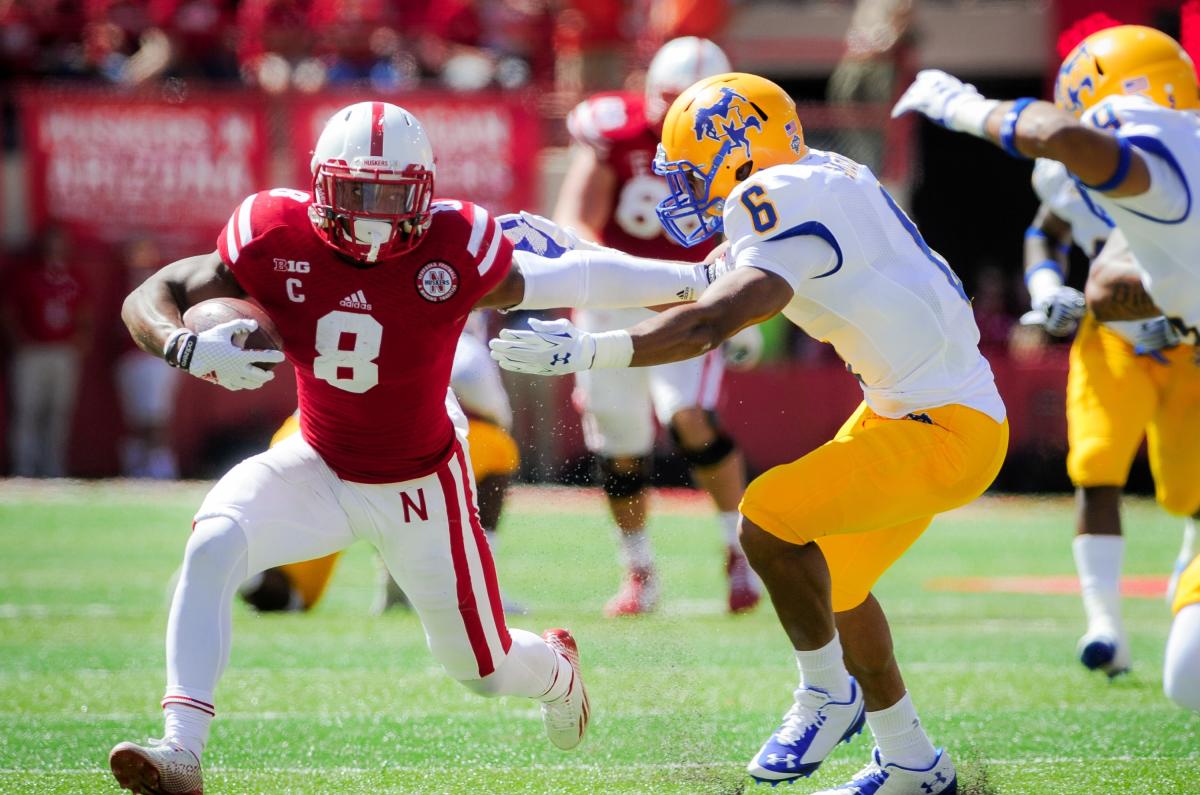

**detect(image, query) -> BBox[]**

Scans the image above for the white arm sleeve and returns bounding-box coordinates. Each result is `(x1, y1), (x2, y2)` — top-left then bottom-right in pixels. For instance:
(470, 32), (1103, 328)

(512, 248), (711, 310)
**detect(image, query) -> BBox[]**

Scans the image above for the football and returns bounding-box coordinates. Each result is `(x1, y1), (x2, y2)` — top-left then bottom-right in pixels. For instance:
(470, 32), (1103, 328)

(182, 297), (284, 370)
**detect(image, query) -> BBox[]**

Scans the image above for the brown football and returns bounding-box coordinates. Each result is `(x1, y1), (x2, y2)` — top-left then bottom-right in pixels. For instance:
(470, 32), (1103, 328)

(182, 297), (284, 370)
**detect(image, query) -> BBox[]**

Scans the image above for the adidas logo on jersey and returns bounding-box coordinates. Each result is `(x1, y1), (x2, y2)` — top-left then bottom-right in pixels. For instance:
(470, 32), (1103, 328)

(339, 290), (372, 311)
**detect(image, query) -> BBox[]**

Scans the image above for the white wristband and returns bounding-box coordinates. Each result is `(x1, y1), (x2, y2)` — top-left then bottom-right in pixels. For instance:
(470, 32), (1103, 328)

(1026, 267), (1064, 306)
(948, 98), (1001, 137)
(590, 330), (634, 369)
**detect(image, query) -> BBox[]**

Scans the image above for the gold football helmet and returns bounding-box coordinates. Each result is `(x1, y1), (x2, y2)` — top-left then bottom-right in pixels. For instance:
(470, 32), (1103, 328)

(653, 72), (805, 246)
(1055, 25), (1198, 117)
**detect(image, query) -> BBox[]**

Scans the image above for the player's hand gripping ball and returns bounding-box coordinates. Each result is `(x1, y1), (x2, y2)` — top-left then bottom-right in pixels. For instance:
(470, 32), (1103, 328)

(176, 298), (286, 390)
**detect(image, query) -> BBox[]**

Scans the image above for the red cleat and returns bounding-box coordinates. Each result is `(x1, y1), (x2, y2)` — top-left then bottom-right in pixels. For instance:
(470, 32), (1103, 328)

(604, 566), (659, 616)
(727, 546), (762, 614)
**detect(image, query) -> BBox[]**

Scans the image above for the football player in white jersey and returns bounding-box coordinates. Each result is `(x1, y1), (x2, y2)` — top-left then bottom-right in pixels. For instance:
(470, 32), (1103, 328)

(492, 73), (1007, 794)
(1024, 159), (1200, 678)
(555, 36), (763, 616)
(894, 24), (1200, 712)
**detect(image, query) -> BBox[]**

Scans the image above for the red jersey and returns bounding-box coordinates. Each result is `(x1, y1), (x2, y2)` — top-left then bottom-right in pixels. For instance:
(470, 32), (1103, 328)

(566, 91), (716, 262)
(10, 262), (86, 343)
(217, 188), (512, 483)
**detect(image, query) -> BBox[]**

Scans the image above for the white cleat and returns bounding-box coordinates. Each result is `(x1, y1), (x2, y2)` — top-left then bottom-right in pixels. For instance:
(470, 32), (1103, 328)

(109, 738), (203, 794)
(1076, 630), (1131, 678)
(747, 679), (866, 783)
(813, 747), (957, 794)
(540, 628), (590, 750)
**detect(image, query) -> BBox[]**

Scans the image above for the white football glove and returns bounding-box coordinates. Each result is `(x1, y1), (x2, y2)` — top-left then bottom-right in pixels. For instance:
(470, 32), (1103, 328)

(489, 317), (631, 376)
(166, 319), (285, 391)
(497, 211), (604, 258)
(721, 324), (764, 370)
(1133, 316), (1181, 363)
(1020, 286), (1087, 337)
(891, 69), (1000, 136)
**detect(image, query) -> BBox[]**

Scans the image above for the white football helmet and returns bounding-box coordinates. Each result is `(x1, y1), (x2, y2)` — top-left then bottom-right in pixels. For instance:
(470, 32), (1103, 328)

(309, 101), (435, 263)
(644, 37), (732, 125)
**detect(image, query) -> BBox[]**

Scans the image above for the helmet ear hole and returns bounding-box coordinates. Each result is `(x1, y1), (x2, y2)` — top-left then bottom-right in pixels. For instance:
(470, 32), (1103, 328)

(735, 161), (755, 181)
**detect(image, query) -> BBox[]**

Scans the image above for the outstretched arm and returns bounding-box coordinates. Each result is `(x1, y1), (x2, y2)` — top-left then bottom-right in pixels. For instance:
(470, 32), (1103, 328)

(892, 71), (1151, 197)
(488, 266), (792, 375)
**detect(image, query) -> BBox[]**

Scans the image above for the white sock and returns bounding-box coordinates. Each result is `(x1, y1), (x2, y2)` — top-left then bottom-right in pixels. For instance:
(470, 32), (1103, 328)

(1073, 534), (1124, 637)
(718, 511), (740, 547)
(1178, 518), (1196, 568)
(464, 628), (573, 702)
(162, 697), (213, 758)
(795, 633), (851, 701)
(868, 691), (937, 769)
(615, 528), (654, 570)
(1163, 604), (1200, 711)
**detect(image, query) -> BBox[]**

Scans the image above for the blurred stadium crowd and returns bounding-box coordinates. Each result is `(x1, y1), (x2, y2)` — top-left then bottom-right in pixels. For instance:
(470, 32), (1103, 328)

(0, 0), (1193, 480)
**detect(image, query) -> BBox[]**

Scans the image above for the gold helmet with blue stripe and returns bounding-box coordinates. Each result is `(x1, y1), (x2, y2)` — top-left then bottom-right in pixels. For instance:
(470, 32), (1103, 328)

(653, 72), (805, 247)
(1055, 25), (1199, 117)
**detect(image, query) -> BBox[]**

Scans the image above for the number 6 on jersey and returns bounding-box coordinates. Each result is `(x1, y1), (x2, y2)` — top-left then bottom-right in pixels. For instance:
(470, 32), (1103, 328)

(314, 310), (383, 393)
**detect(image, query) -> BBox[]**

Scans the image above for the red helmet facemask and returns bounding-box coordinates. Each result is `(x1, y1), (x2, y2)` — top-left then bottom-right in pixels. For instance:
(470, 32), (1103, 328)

(310, 160), (434, 263)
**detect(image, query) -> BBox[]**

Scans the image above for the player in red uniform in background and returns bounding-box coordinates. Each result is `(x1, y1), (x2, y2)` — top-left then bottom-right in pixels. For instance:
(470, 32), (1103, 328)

(108, 102), (592, 795)
(554, 37), (762, 616)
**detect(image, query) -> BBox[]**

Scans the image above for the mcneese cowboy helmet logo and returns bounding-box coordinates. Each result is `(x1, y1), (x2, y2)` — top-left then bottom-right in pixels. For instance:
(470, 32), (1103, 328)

(693, 87), (763, 157)
(416, 261), (459, 302)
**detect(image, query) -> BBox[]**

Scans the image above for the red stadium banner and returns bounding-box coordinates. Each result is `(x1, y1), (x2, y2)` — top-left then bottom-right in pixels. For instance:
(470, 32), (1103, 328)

(288, 93), (540, 214)
(18, 87), (270, 250)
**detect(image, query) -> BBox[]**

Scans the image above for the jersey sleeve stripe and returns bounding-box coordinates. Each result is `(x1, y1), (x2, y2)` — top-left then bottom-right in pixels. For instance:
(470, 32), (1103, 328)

(466, 204), (489, 256)
(224, 216), (241, 264)
(477, 224), (503, 276)
(236, 194), (255, 248)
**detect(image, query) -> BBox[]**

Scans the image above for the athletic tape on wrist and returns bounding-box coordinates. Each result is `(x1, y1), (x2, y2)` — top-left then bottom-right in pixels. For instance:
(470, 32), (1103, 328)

(164, 329), (196, 369)
(1024, 259), (1064, 286)
(1000, 98), (1037, 159)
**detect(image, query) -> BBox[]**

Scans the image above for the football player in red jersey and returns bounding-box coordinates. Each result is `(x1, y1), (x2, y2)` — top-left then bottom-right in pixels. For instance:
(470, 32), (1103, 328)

(108, 102), (613, 795)
(554, 37), (762, 616)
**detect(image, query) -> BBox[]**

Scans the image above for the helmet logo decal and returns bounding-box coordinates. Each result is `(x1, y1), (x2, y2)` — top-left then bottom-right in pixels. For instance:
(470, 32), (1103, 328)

(785, 120), (802, 154)
(692, 87), (763, 157)
(1056, 45), (1096, 113)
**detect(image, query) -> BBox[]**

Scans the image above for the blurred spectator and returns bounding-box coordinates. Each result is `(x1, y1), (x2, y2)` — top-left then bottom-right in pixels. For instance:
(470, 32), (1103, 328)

(145, 0), (240, 82)
(237, 0), (323, 92)
(827, 0), (914, 172)
(4, 228), (90, 477)
(115, 238), (180, 479)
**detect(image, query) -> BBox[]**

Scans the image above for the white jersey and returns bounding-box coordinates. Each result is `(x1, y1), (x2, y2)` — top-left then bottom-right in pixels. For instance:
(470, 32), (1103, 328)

(1030, 158), (1144, 344)
(451, 316), (513, 430)
(1080, 97), (1200, 342)
(724, 150), (1005, 422)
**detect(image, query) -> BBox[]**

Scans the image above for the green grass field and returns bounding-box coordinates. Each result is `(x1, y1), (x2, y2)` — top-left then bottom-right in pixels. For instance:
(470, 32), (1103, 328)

(1, 482), (1197, 794)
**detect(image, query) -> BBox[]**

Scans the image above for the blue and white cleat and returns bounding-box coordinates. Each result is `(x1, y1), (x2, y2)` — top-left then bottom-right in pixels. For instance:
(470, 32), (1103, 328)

(812, 747), (957, 795)
(747, 678), (866, 785)
(1076, 630), (1130, 678)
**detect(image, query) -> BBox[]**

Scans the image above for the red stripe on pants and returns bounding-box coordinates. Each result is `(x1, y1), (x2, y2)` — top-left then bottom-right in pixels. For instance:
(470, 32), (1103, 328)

(454, 440), (511, 655)
(437, 459), (495, 677)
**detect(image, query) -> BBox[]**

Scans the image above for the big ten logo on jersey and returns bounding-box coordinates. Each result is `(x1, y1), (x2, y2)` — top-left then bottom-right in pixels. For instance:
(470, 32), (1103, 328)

(275, 259), (310, 303)
(616, 150), (672, 240)
(416, 261), (459, 302)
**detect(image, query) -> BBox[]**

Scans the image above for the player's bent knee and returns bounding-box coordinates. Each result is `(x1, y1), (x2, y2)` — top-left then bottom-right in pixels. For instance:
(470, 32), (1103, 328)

(740, 516), (798, 568)
(457, 671), (507, 698)
(596, 455), (650, 499)
(185, 516), (249, 579)
(1155, 485), (1200, 519)
(670, 411), (736, 469)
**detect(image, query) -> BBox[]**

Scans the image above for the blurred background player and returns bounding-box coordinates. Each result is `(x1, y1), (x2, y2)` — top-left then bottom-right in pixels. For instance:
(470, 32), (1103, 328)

(1023, 159), (1200, 678)
(554, 35), (762, 616)
(116, 237), (181, 479)
(239, 312), (524, 615)
(4, 227), (90, 478)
